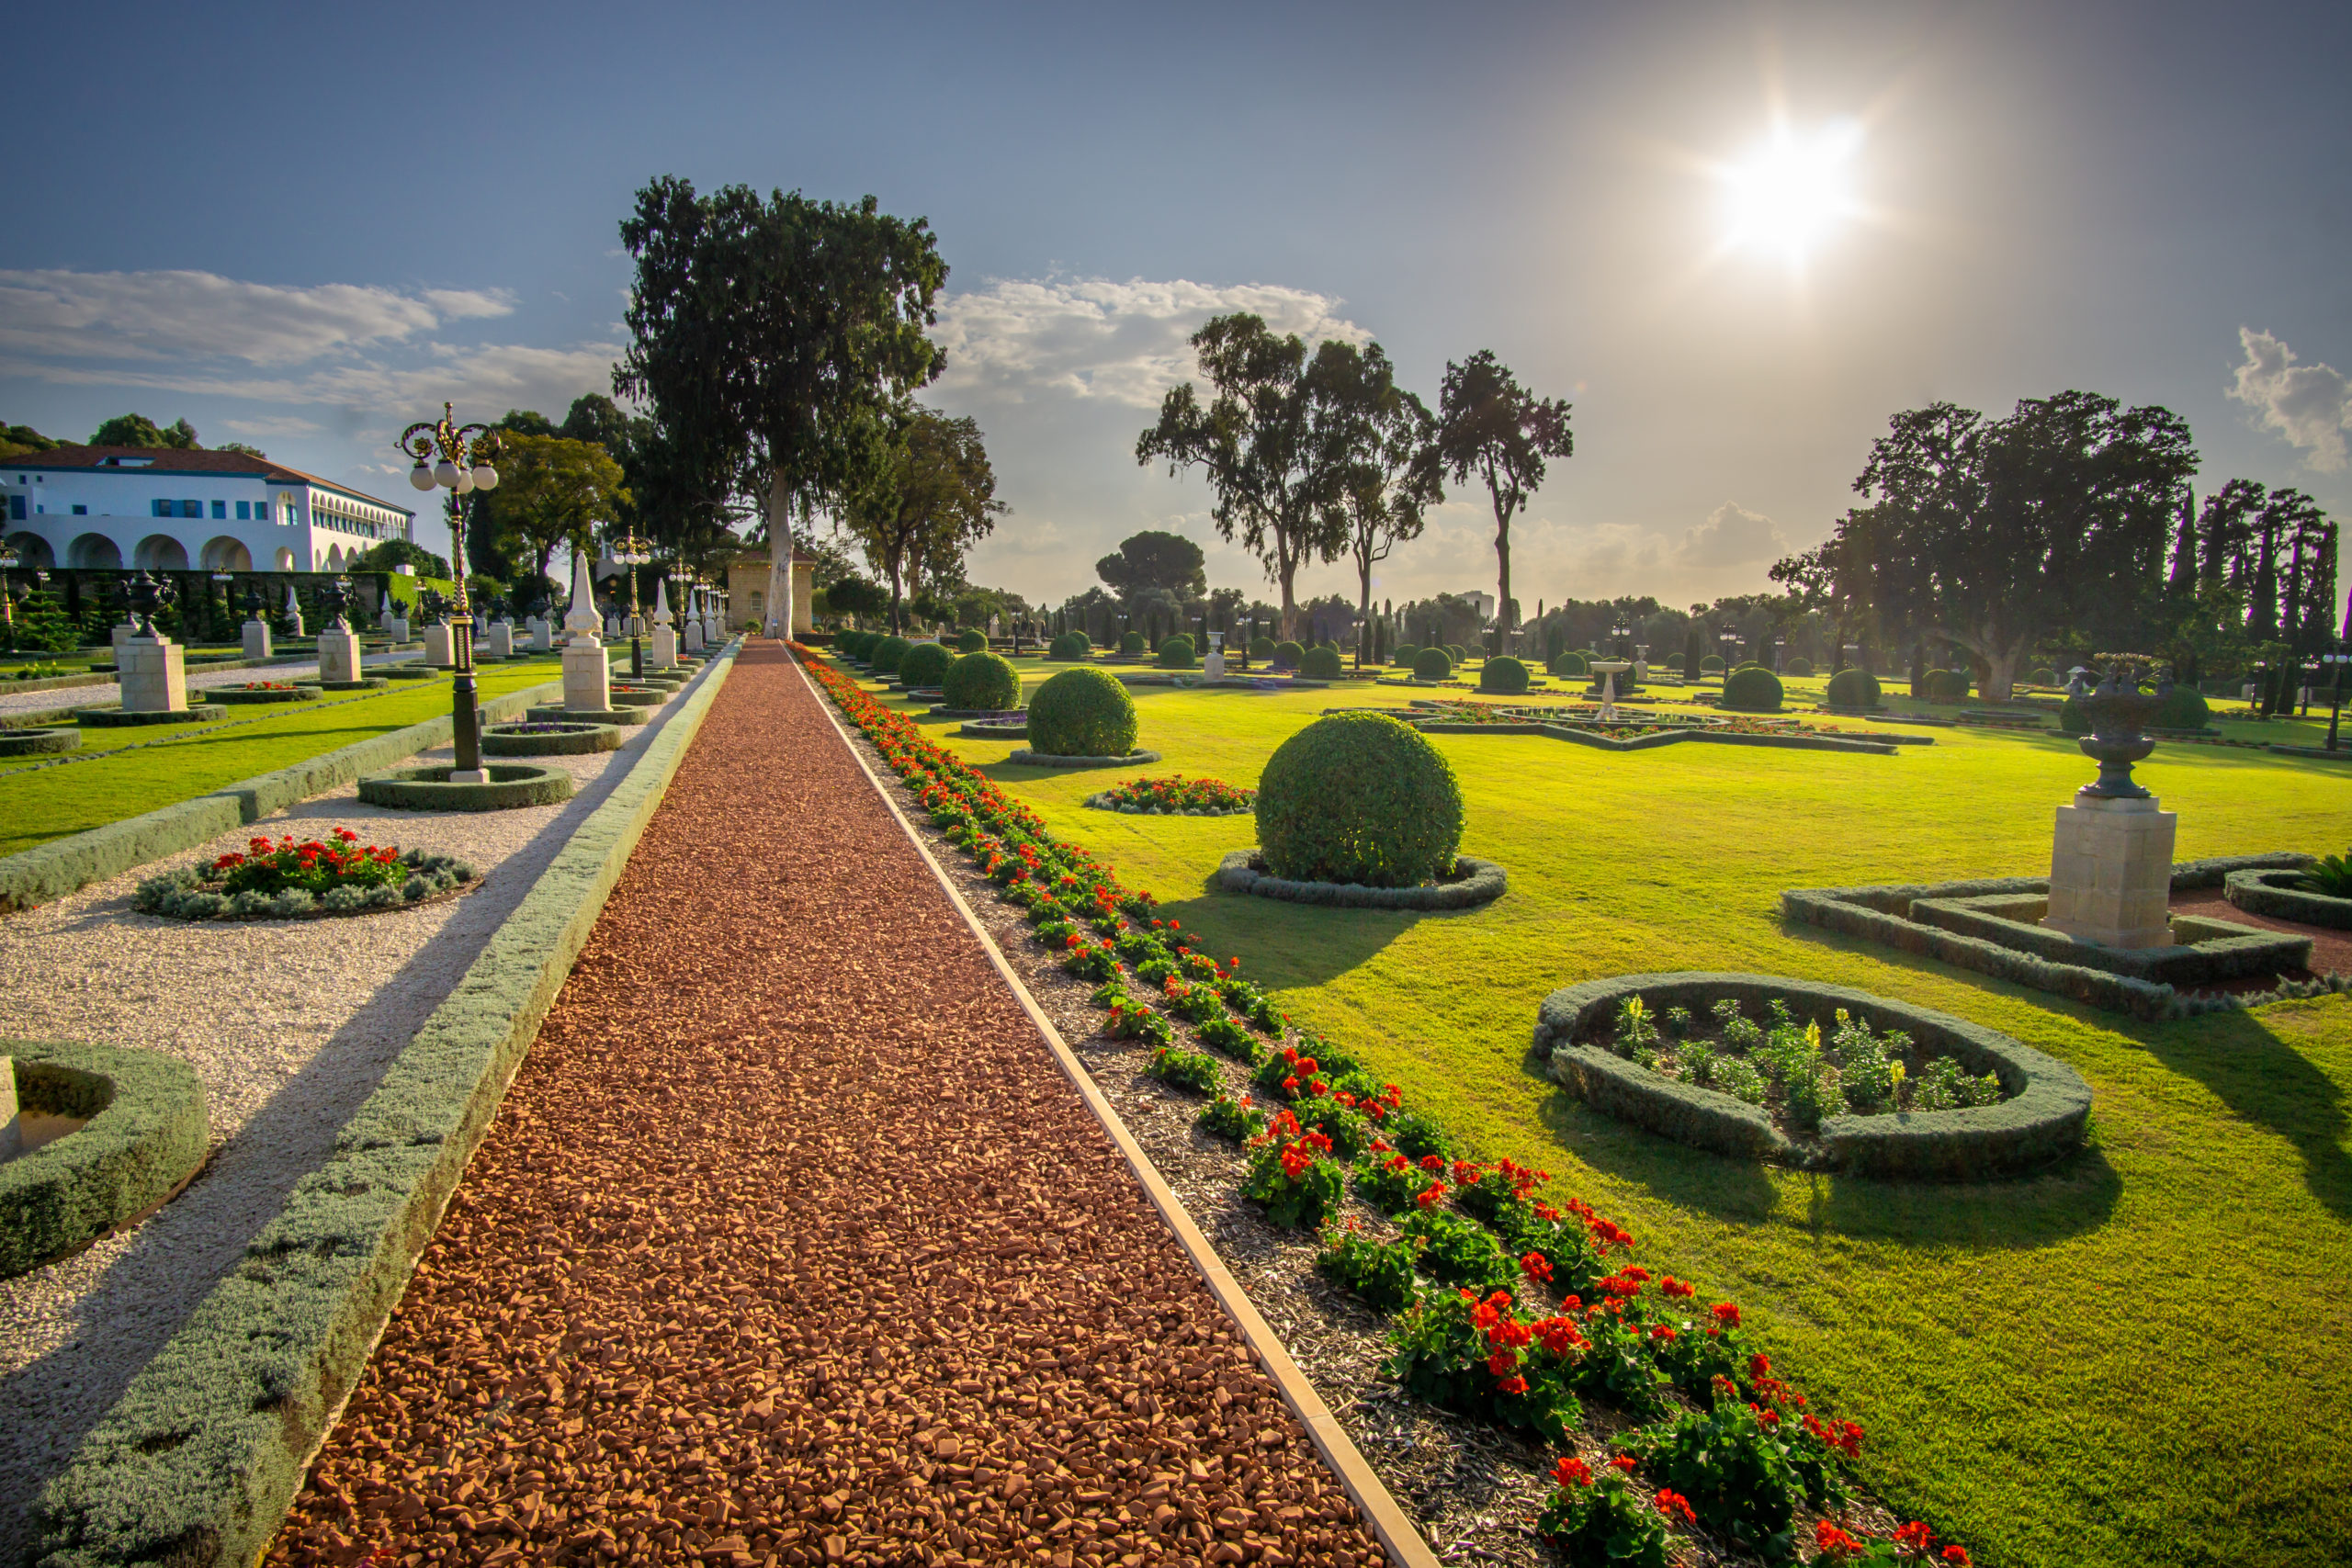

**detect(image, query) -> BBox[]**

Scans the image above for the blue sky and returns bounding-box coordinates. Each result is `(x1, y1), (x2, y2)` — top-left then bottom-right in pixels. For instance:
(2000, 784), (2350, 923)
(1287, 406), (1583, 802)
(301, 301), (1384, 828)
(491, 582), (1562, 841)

(3, 0), (2347, 612)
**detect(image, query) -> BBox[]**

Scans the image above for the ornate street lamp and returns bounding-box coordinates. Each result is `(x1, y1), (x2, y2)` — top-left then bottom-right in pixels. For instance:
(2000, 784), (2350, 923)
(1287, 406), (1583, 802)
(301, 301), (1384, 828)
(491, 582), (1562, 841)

(2324, 649), (2348, 752)
(606, 527), (652, 678)
(0, 541), (17, 637)
(1718, 622), (1741, 671)
(396, 404), (501, 776)
(1773, 634), (1787, 674)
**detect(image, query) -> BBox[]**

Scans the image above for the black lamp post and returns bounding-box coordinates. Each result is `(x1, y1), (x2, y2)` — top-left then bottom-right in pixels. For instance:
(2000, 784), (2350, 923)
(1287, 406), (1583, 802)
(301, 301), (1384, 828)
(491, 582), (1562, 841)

(2251, 659), (2268, 719)
(1773, 635), (1786, 673)
(397, 404), (502, 777)
(0, 542), (17, 638)
(2324, 650), (2348, 751)
(1611, 618), (1632, 660)
(1718, 623), (1740, 673)
(607, 526), (651, 679)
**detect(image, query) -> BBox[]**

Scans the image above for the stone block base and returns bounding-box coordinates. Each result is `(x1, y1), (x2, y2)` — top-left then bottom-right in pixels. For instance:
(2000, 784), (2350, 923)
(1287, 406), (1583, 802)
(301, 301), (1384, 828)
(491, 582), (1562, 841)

(562, 638), (612, 714)
(650, 627), (678, 669)
(241, 620), (273, 660)
(2043, 795), (2177, 949)
(424, 624), (455, 668)
(483, 622), (514, 657)
(119, 636), (187, 714)
(317, 628), (365, 685)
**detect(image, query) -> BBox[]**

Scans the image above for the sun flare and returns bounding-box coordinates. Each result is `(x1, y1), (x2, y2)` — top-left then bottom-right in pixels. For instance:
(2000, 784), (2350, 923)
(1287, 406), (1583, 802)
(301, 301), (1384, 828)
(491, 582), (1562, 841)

(1720, 120), (1862, 265)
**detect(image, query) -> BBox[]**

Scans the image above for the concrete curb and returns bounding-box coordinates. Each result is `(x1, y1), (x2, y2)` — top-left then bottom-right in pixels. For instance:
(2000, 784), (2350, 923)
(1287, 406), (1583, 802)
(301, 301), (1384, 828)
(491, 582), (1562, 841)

(0, 681), (562, 912)
(797, 654), (1442, 1568)
(28, 641), (742, 1568)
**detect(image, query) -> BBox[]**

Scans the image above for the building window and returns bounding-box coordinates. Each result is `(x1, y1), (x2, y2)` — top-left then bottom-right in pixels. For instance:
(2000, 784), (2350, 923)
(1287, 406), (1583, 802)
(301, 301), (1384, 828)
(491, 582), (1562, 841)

(7, 495), (22, 521)
(153, 499), (173, 517)
(211, 500), (227, 519)
(179, 499), (201, 518)
(73, 503), (86, 515)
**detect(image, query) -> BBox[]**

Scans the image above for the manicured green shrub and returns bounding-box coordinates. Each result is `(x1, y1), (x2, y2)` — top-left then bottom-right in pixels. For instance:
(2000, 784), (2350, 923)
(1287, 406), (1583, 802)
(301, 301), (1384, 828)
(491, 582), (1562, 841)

(1273, 639), (1305, 669)
(1393, 643), (1419, 667)
(868, 635), (910, 674)
(2153, 685), (2211, 729)
(1413, 647), (1453, 682)
(943, 651), (1020, 711)
(897, 641), (955, 688)
(1117, 630), (1147, 656)
(1550, 650), (1588, 677)
(1720, 666), (1783, 712)
(1256, 711), (1465, 887)
(1784, 656), (1812, 677)
(1301, 645), (1344, 679)
(839, 629), (872, 659)
(1480, 656), (1530, 694)
(2031, 667), (2057, 686)
(1156, 633), (1197, 670)
(956, 627), (987, 653)
(1047, 630), (1091, 660)
(1700, 654), (1724, 672)
(1665, 653), (1684, 671)
(2058, 696), (2089, 734)
(1249, 636), (1277, 661)
(1928, 668), (1971, 702)
(1824, 668), (1882, 709)
(1444, 643), (1467, 665)
(1028, 666), (1138, 757)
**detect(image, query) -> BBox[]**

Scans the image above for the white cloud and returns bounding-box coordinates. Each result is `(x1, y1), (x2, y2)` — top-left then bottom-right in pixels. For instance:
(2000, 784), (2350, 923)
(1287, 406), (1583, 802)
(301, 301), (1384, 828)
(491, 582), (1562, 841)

(2229, 326), (2352, 471)
(220, 413), (323, 437)
(7, 340), (624, 422)
(0, 268), (515, 367)
(1673, 501), (1790, 570)
(930, 276), (1370, 408)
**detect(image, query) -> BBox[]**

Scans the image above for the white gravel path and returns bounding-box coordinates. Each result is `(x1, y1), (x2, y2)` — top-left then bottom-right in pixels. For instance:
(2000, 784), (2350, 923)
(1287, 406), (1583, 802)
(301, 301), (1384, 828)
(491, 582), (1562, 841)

(0, 681), (699, 1545)
(0, 649), (431, 720)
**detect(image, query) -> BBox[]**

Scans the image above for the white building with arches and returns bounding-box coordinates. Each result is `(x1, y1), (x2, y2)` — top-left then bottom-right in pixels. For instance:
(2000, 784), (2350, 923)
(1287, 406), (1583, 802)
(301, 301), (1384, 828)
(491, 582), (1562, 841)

(2, 446), (415, 575)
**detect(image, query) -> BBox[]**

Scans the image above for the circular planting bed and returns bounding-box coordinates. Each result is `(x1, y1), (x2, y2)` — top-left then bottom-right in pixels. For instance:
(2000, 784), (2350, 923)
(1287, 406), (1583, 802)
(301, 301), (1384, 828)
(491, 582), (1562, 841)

(306, 677), (391, 692)
(2225, 867), (2352, 931)
(378, 666), (443, 681)
(526, 703), (648, 726)
(357, 763), (574, 812)
(1216, 848), (1506, 909)
(481, 720), (623, 756)
(1, 1040), (209, 1279)
(608, 687), (666, 707)
(133, 829), (482, 919)
(210, 683), (319, 705)
(1008, 747), (1161, 769)
(0, 727), (80, 757)
(1085, 775), (1256, 816)
(1534, 972), (2091, 1177)
(77, 705), (228, 727)
(958, 717), (1029, 739)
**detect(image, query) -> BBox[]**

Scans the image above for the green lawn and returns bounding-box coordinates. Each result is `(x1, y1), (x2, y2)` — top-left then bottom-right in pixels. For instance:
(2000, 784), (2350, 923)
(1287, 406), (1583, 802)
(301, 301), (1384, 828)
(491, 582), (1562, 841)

(865, 655), (2352, 1568)
(0, 658), (573, 857)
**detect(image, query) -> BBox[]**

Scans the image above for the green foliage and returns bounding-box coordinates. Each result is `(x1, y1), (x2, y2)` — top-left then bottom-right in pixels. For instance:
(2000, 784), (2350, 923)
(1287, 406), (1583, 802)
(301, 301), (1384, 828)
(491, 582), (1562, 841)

(942, 650), (1020, 711)
(1413, 647), (1453, 682)
(1145, 1042), (1222, 1093)
(1393, 643), (1420, 667)
(2032, 667), (2058, 686)
(1156, 633), (1198, 669)
(1383, 1286), (1584, 1446)
(1196, 1090), (1267, 1142)
(868, 635), (911, 674)
(896, 641), (955, 688)
(956, 627), (988, 653)
(1047, 630), (1091, 661)
(1383, 1109), (1451, 1163)
(1700, 654), (1725, 672)
(2301, 851), (2352, 898)
(1535, 1461), (1671, 1568)
(1300, 645), (1343, 679)
(1551, 650), (1589, 677)
(1117, 629), (1147, 655)
(1029, 666), (1138, 757)
(1928, 668), (1972, 701)
(91, 412), (198, 448)
(1445, 643), (1468, 664)
(1241, 1134), (1345, 1229)
(1402, 1208), (1516, 1292)
(1255, 712), (1465, 887)
(2153, 685), (2211, 729)
(1908, 1055), (2005, 1111)
(1480, 656), (1531, 694)
(1196, 1013), (1265, 1065)
(1273, 639), (1306, 668)
(1623, 1401), (1801, 1554)
(1316, 1226), (1421, 1314)
(1784, 656), (1813, 677)
(1248, 636), (1277, 660)
(6, 589), (81, 653)
(1824, 668), (1882, 708)
(1720, 666), (1784, 713)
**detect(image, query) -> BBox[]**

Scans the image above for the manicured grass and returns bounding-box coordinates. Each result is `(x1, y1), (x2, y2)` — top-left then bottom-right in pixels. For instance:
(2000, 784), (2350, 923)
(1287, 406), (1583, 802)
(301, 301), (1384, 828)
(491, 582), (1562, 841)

(863, 658), (2352, 1568)
(0, 660), (573, 858)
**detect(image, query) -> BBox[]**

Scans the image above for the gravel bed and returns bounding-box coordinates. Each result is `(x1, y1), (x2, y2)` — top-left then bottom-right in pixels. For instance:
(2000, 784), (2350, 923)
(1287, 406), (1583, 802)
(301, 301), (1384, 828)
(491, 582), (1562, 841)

(0, 703), (687, 1555)
(0, 649), (426, 720)
(268, 645), (1389, 1568)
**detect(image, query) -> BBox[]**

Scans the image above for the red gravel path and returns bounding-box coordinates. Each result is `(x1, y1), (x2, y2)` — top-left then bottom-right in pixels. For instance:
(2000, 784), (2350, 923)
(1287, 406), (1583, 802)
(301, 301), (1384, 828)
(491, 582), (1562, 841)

(267, 642), (1387, 1568)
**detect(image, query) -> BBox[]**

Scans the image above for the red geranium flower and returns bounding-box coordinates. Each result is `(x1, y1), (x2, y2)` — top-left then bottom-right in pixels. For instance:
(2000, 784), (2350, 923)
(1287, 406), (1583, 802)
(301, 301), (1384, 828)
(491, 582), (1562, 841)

(1653, 1488), (1697, 1527)
(1550, 1455), (1591, 1489)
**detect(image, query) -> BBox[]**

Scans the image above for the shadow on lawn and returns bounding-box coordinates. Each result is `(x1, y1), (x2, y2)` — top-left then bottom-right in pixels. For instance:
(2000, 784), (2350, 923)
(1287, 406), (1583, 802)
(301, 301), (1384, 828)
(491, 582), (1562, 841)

(1147, 879), (1462, 991)
(2133, 1007), (2352, 1219)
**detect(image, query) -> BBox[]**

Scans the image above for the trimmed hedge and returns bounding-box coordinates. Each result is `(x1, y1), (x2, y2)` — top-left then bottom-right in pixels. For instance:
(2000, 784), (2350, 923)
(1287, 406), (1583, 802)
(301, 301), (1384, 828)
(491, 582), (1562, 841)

(943, 651), (1021, 712)
(1008, 746), (1160, 768)
(1699, 655), (1724, 672)
(1027, 666), (1138, 758)
(956, 627), (988, 653)
(1784, 656), (1813, 677)
(1444, 644), (1467, 665)
(1157, 634), (1198, 670)
(1824, 668), (1882, 709)
(2154, 685), (2211, 730)
(1248, 637), (1277, 661)
(356, 763), (574, 812)
(1047, 630), (1091, 661)
(1549, 651), (1588, 677)
(1479, 656), (1530, 694)
(1255, 711), (1465, 888)
(1909, 893), (2307, 984)
(209, 686), (317, 705)
(0, 727), (81, 757)
(1300, 645), (1343, 680)
(2226, 867), (2352, 931)
(1117, 630), (1147, 656)
(1927, 668), (1971, 702)
(78, 705), (227, 728)
(2, 1040), (209, 1279)
(1392, 643), (1420, 668)
(1412, 647), (1453, 682)
(897, 641), (955, 689)
(481, 722), (621, 756)
(1272, 639), (1305, 669)
(867, 635), (911, 674)
(1216, 849), (1506, 910)
(1720, 666), (1783, 712)
(1533, 973), (2094, 1178)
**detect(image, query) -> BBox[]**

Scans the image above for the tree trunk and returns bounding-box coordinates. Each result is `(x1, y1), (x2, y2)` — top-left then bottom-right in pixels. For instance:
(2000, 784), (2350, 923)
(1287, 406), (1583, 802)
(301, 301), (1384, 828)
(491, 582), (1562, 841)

(1356, 560), (1374, 671)
(1493, 495), (1514, 640)
(1940, 624), (2037, 702)
(763, 471), (793, 639)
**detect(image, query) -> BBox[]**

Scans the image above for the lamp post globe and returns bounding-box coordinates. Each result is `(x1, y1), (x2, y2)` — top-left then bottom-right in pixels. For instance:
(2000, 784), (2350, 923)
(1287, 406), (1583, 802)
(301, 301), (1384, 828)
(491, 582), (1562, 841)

(396, 401), (503, 780)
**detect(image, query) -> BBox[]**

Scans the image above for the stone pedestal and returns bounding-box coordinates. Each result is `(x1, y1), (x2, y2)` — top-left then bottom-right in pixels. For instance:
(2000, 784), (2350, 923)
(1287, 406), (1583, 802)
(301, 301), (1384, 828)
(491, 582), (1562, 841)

(484, 620), (514, 658)
(423, 624), (455, 668)
(704, 614), (720, 644)
(382, 616), (410, 642)
(242, 619), (273, 660)
(684, 619), (707, 653)
(2042, 795), (2177, 950)
(563, 637), (612, 714)
(119, 634), (187, 714)
(650, 626), (678, 669)
(1205, 651), (1227, 679)
(527, 616), (554, 652)
(317, 626), (364, 684)
(110, 622), (136, 656)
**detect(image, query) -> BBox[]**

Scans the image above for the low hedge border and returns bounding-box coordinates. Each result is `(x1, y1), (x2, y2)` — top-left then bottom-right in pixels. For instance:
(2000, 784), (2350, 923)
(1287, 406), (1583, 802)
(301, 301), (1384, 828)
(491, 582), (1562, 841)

(0, 681), (562, 914)
(1533, 972), (2094, 1178)
(1410, 720), (1902, 756)
(1909, 893), (2308, 984)
(960, 719), (1028, 739)
(2, 1040), (210, 1280)
(2267, 743), (2352, 761)
(480, 723), (622, 757)
(1007, 747), (1162, 768)
(607, 688), (666, 707)
(929, 706), (1027, 719)
(302, 678), (391, 693)
(2225, 867), (2352, 931)
(76, 705), (229, 728)
(0, 728), (81, 758)
(208, 687), (318, 705)
(1086, 795), (1250, 817)
(1215, 848), (1508, 910)
(31, 640), (741, 1568)
(525, 704), (650, 727)
(1781, 853), (2321, 1020)
(356, 763), (574, 812)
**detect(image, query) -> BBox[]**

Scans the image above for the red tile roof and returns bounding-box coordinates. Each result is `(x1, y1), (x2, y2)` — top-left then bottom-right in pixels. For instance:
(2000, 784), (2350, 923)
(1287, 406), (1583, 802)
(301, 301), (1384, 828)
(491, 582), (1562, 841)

(6, 446), (413, 514)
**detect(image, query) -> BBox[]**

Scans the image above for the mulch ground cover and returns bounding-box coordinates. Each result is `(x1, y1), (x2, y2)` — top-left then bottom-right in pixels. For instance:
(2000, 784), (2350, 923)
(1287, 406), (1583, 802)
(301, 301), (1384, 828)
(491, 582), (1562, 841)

(266, 642), (1389, 1568)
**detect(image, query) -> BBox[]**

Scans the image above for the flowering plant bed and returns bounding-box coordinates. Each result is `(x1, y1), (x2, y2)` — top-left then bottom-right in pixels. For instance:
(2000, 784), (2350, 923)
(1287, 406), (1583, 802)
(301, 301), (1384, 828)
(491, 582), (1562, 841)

(1084, 773), (1256, 815)
(132, 828), (479, 920)
(481, 719), (623, 756)
(211, 681), (318, 705)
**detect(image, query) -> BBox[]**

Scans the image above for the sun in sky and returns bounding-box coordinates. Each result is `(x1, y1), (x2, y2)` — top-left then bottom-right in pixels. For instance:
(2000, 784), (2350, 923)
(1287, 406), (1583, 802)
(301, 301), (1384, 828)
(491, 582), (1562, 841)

(1718, 118), (1864, 267)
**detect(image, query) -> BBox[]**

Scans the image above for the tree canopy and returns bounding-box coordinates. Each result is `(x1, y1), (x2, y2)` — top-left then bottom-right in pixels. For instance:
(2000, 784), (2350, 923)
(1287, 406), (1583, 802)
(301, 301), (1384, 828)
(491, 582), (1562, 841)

(1317, 341), (1437, 665)
(491, 434), (633, 587)
(89, 413), (200, 448)
(1419, 351), (1573, 637)
(845, 408), (1008, 631)
(1095, 530), (1207, 602)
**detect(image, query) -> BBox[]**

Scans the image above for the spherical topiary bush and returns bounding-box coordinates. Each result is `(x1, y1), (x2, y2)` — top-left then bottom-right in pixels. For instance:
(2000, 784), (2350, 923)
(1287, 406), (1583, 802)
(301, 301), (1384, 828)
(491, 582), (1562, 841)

(2059, 696), (2089, 735)
(898, 641), (955, 688)
(2154, 684), (2212, 729)
(1700, 654), (1725, 673)
(956, 627), (988, 653)
(1157, 633), (1197, 670)
(944, 651), (1021, 711)
(1665, 653), (1684, 671)
(1480, 656), (1530, 694)
(869, 635), (910, 674)
(1272, 639), (1305, 669)
(1393, 643), (1420, 667)
(1301, 645), (1344, 680)
(1825, 668), (1883, 709)
(1117, 630), (1147, 656)
(1256, 712), (1466, 889)
(1028, 667), (1138, 757)
(1445, 644), (1468, 666)
(2031, 667), (2057, 687)
(1549, 650), (1588, 678)
(1413, 647), (1453, 682)
(838, 629), (869, 659)
(1784, 656), (1813, 677)
(1928, 668), (1971, 702)
(1048, 630), (1091, 661)
(1721, 665), (1784, 712)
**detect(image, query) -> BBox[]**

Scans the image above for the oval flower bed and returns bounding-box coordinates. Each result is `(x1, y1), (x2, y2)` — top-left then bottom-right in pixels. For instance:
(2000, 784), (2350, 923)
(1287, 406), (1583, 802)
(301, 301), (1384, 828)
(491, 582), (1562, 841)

(1083, 773), (1256, 816)
(481, 719), (623, 757)
(211, 680), (319, 705)
(1535, 973), (2091, 1177)
(132, 828), (479, 920)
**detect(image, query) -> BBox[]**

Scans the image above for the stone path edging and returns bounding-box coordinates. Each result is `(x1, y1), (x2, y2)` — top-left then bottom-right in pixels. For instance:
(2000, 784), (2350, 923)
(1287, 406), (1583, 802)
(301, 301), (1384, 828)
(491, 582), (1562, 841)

(795, 655), (1442, 1568)
(28, 641), (741, 1568)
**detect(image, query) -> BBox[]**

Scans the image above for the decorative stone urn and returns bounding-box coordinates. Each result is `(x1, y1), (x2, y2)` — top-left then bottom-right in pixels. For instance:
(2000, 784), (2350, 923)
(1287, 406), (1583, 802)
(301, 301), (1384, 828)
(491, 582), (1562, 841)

(2075, 660), (2165, 800)
(2044, 656), (2175, 949)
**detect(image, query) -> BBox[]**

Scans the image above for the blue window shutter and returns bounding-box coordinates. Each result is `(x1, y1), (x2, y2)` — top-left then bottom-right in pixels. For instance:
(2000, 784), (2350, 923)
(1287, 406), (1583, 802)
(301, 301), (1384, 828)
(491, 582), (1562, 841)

(8, 495), (23, 521)
(181, 499), (200, 518)
(74, 503), (86, 515)
(212, 500), (226, 519)
(153, 498), (169, 517)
